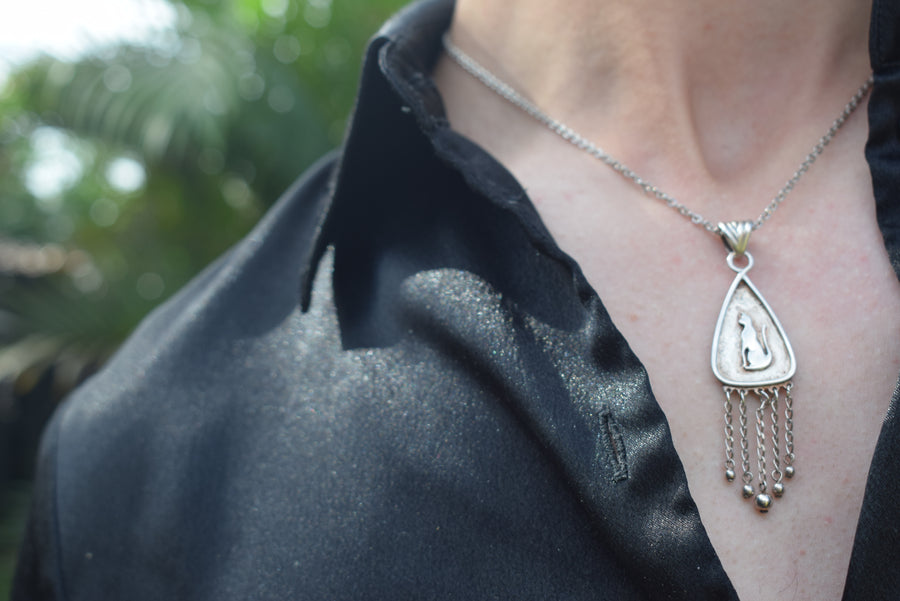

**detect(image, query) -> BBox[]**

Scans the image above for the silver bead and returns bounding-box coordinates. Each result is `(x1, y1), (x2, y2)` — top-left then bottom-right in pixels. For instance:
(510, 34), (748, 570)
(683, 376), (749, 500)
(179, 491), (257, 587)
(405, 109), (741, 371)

(784, 465), (795, 479)
(773, 482), (785, 497)
(742, 484), (754, 498)
(755, 493), (772, 513)
(725, 469), (736, 482)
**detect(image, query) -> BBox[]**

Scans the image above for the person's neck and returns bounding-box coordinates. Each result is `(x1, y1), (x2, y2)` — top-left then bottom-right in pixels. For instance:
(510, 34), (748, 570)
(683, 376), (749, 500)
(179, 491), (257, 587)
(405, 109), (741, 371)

(447, 0), (872, 188)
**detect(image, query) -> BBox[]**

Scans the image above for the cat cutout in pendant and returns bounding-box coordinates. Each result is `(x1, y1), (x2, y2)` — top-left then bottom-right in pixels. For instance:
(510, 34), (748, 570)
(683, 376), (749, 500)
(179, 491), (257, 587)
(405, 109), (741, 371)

(737, 312), (772, 370)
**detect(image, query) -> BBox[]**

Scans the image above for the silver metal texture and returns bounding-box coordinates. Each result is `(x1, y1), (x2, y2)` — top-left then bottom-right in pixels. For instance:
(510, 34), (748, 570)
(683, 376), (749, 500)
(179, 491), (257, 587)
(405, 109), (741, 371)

(723, 388), (736, 479)
(442, 34), (873, 236)
(739, 391), (752, 487)
(771, 389), (783, 484)
(725, 385), (793, 506)
(719, 221), (754, 256)
(784, 384), (795, 476)
(755, 493), (773, 513)
(755, 394), (769, 494)
(711, 252), (796, 387)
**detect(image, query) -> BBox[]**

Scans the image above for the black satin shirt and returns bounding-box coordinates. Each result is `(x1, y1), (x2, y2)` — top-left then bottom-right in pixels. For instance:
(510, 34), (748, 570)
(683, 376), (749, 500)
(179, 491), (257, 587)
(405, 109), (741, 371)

(13, 0), (900, 599)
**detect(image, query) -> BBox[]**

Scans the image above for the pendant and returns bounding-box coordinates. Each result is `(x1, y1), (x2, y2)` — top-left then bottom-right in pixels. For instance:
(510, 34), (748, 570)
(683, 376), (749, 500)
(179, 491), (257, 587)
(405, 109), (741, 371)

(712, 221), (796, 513)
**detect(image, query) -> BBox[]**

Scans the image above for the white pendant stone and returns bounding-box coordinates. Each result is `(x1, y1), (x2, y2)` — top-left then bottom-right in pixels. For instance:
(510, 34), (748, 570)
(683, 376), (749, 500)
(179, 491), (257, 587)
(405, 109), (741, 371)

(711, 268), (796, 387)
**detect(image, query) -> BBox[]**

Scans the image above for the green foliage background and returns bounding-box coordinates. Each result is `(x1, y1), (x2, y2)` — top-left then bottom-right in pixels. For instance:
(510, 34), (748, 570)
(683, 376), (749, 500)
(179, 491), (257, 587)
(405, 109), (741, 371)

(0, 0), (409, 594)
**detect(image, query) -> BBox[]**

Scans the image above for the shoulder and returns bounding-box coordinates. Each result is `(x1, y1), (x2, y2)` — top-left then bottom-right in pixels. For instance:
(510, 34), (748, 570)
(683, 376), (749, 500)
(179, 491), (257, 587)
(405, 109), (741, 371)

(56, 148), (341, 462)
(19, 152), (348, 598)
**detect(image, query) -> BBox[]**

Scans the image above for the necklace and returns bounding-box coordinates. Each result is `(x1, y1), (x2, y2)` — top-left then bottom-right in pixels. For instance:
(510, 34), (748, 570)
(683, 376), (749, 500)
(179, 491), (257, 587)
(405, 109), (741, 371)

(442, 34), (874, 513)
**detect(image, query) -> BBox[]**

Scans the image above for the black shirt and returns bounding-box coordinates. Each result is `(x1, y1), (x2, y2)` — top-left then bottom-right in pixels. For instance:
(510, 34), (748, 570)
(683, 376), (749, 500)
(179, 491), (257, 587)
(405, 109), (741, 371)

(13, 0), (900, 599)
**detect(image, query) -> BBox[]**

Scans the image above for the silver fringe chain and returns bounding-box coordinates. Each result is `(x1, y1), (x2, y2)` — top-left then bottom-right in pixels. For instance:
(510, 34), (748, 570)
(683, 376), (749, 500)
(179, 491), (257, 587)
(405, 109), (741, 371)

(723, 385), (793, 512)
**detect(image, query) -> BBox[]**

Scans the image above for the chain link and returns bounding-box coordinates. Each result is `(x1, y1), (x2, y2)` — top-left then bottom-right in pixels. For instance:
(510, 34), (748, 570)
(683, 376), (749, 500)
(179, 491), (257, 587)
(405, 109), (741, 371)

(755, 390), (769, 493)
(443, 34), (873, 236)
(739, 390), (752, 486)
(784, 383), (795, 467)
(724, 388), (735, 472)
(770, 388), (782, 482)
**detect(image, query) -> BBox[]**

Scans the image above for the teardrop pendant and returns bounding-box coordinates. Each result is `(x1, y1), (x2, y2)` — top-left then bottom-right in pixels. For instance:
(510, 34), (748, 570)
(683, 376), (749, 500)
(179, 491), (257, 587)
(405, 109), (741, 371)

(713, 222), (796, 512)
(711, 252), (796, 387)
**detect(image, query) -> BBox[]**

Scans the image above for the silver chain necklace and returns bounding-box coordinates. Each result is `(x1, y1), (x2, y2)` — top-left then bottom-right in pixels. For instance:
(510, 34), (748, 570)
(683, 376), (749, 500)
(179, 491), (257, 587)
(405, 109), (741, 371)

(443, 34), (873, 513)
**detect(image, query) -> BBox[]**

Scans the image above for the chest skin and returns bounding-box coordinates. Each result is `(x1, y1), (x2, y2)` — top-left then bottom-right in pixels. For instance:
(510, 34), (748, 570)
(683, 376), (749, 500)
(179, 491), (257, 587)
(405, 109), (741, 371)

(432, 57), (900, 601)
(502, 139), (900, 601)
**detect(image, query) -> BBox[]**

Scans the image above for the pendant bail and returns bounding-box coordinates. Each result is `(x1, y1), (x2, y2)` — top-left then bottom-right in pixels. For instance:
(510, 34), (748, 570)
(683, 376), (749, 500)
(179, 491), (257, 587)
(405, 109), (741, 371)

(718, 221), (754, 256)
